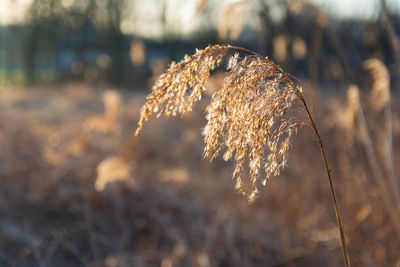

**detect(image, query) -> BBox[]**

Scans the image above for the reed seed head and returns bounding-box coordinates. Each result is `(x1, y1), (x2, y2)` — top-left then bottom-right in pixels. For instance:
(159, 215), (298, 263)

(96, 157), (132, 192)
(344, 84), (361, 146)
(135, 45), (227, 135)
(363, 58), (390, 112)
(135, 45), (306, 203)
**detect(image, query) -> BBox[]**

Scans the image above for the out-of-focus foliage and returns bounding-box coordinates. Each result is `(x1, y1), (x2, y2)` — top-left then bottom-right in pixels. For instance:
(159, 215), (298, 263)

(23, 0), (130, 85)
(28, 0), (129, 32)
(0, 82), (399, 266)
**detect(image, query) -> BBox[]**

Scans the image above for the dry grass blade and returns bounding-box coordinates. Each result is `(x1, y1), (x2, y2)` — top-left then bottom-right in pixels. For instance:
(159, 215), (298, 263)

(135, 44), (350, 266)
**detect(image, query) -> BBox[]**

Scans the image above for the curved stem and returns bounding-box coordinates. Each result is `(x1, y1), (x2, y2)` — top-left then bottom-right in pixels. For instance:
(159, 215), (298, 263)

(228, 45), (263, 57)
(285, 77), (350, 267)
(303, 98), (350, 267)
(227, 47), (350, 266)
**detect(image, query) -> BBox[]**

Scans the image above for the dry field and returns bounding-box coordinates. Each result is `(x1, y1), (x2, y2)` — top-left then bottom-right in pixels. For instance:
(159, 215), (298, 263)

(0, 81), (399, 266)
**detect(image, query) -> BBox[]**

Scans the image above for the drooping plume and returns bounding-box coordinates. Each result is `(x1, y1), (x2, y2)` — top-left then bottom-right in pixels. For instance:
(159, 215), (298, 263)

(135, 45), (305, 203)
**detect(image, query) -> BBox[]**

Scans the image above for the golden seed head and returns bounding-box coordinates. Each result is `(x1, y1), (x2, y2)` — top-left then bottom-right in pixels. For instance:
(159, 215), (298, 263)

(363, 58), (390, 112)
(135, 45), (305, 203)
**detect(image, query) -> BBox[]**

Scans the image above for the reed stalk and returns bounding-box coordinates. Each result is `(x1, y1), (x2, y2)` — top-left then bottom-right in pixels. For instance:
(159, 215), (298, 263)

(135, 44), (350, 266)
(285, 78), (350, 267)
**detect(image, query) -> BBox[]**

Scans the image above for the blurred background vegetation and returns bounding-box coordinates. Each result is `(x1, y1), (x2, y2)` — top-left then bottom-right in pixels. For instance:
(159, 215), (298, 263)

(0, 0), (399, 89)
(1, 0), (400, 266)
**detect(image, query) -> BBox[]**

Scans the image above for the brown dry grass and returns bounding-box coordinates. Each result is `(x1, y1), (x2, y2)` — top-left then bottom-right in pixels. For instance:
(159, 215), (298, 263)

(0, 79), (399, 265)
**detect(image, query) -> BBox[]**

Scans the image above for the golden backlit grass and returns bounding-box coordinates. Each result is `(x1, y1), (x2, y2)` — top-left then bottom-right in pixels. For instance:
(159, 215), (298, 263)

(134, 45), (350, 265)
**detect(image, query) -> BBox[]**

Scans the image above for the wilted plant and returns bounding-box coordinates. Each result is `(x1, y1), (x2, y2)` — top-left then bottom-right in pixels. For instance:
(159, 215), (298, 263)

(135, 44), (350, 266)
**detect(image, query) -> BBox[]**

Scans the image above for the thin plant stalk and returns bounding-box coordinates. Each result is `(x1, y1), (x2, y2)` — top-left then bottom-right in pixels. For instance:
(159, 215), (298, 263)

(232, 47), (351, 266)
(135, 44), (351, 266)
(285, 78), (350, 267)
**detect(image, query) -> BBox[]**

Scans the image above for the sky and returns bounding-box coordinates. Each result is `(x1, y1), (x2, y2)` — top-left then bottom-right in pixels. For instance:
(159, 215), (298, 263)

(1, 0), (400, 37)
(0, 0), (32, 25)
(314, 0), (400, 20)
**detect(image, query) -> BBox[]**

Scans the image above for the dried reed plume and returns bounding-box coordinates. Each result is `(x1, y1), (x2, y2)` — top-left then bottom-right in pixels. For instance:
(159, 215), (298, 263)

(363, 58), (400, 209)
(364, 59), (390, 112)
(343, 84), (361, 146)
(135, 45), (304, 200)
(135, 44), (350, 266)
(96, 156), (132, 192)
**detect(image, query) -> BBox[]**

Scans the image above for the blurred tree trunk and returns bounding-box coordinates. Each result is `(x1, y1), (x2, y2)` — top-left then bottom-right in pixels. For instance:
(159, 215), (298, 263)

(109, 32), (124, 86)
(108, 0), (125, 86)
(255, 0), (272, 56)
(309, 24), (321, 85)
(24, 25), (39, 86)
